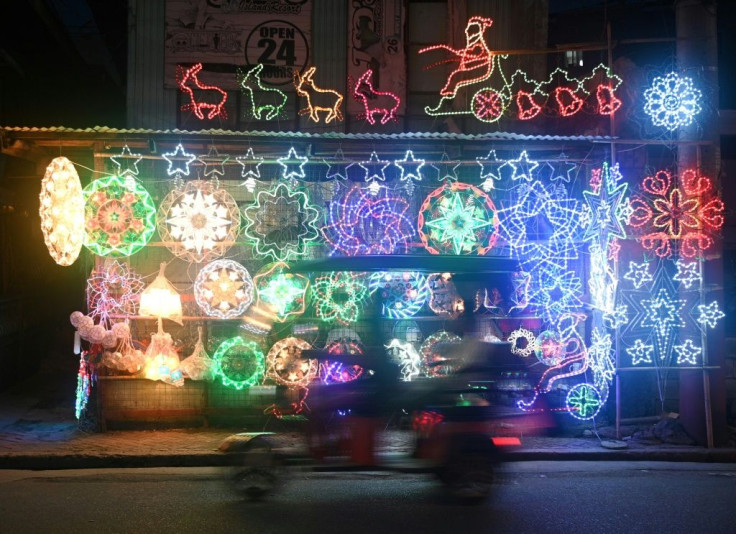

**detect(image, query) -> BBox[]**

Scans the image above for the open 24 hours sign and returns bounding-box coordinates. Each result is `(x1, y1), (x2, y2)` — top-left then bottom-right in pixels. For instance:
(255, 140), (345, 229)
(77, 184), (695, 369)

(165, 0), (311, 89)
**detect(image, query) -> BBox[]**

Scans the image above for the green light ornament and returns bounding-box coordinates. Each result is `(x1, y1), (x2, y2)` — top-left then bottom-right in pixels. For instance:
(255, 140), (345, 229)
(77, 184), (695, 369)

(213, 336), (266, 389)
(254, 262), (309, 322)
(418, 182), (498, 255)
(566, 383), (602, 420)
(313, 272), (369, 325)
(243, 182), (320, 261)
(83, 174), (156, 257)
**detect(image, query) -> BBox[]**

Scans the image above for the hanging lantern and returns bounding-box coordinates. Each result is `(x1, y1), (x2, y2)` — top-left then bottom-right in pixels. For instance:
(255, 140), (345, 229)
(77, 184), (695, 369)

(139, 263), (183, 326)
(142, 329), (183, 386)
(180, 326), (216, 381)
(39, 157), (85, 266)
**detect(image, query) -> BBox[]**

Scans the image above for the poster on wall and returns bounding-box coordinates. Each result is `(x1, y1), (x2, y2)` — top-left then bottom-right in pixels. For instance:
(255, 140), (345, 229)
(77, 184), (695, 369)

(164, 0), (312, 89)
(347, 0), (406, 120)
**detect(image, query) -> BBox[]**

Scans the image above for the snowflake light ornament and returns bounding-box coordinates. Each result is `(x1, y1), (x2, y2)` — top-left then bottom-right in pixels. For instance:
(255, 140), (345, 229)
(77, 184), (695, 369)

(194, 259), (254, 319)
(243, 182), (320, 261)
(158, 180), (240, 263)
(313, 272), (369, 325)
(643, 72), (702, 131)
(418, 181), (498, 255)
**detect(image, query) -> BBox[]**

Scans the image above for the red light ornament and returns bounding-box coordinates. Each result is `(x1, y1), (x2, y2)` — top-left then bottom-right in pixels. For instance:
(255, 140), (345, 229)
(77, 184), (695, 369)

(352, 69), (401, 125)
(177, 63), (228, 121)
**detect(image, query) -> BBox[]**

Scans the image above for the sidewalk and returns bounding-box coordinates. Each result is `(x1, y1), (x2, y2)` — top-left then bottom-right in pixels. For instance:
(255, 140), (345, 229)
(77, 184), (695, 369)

(1, 370), (735, 470)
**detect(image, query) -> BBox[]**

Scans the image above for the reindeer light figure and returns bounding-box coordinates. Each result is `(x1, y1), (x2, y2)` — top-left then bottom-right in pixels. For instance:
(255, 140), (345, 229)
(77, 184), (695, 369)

(177, 63), (228, 121)
(294, 66), (344, 124)
(352, 69), (400, 125)
(237, 64), (288, 121)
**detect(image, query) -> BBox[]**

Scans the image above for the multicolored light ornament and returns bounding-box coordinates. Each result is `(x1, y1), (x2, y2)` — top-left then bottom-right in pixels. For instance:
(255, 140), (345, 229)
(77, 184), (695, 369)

(420, 331), (462, 377)
(213, 336), (266, 389)
(427, 273), (464, 319)
(418, 181), (498, 256)
(86, 260), (144, 327)
(369, 272), (429, 319)
(643, 71), (702, 131)
(83, 174), (156, 257)
(242, 182), (320, 261)
(294, 66), (344, 123)
(320, 338), (364, 384)
(321, 184), (415, 256)
(194, 259), (254, 319)
(177, 63), (228, 120)
(158, 180), (241, 263)
(313, 272), (369, 325)
(75, 353), (93, 420)
(628, 169), (724, 258)
(266, 337), (317, 388)
(162, 143), (196, 177)
(237, 64), (288, 121)
(253, 262), (309, 322)
(352, 69), (401, 125)
(39, 157), (85, 266)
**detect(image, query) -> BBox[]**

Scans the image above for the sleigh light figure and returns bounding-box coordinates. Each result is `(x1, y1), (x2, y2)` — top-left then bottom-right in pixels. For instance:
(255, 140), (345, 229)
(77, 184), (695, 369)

(177, 63), (228, 121)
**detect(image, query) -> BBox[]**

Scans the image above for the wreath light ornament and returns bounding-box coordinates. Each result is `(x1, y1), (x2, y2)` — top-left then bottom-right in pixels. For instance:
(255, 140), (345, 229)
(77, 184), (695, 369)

(243, 182), (320, 261)
(643, 72), (702, 131)
(194, 259), (254, 319)
(418, 181), (498, 255)
(322, 184), (415, 256)
(507, 328), (537, 357)
(158, 180), (240, 263)
(369, 271), (429, 319)
(420, 331), (463, 377)
(213, 336), (266, 389)
(266, 337), (317, 387)
(566, 383), (602, 420)
(83, 174), (156, 257)
(253, 262), (309, 322)
(39, 157), (85, 266)
(313, 272), (369, 325)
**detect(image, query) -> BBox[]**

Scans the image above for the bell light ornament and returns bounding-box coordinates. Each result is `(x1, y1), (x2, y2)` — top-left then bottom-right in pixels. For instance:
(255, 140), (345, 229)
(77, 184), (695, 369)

(39, 157), (85, 266)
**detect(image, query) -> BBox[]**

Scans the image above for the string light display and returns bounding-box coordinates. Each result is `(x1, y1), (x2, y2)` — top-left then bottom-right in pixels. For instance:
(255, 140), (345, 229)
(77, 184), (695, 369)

(427, 272), (464, 319)
(213, 336), (266, 389)
(266, 337), (317, 388)
(673, 339), (701, 365)
(253, 262), (309, 322)
(627, 339), (654, 366)
(476, 150), (503, 191)
(418, 181), (498, 255)
(87, 260), (144, 327)
(386, 339), (422, 382)
(432, 153), (461, 182)
(177, 63), (228, 120)
(320, 339), (364, 384)
(643, 71), (702, 131)
(294, 66), (344, 123)
(352, 69), (401, 125)
(628, 169), (724, 258)
(75, 354), (93, 420)
(158, 180), (241, 263)
(581, 163), (629, 247)
(237, 63), (288, 121)
(162, 143), (197, 177)
(39, 157), (85, 266)
(236, 147), (264, 192)
(395, 150), (425, 184)
(507, 328), (537, 357)
(109, 145), (142, 178)
(197, 145), (230, 179)
(369, 272), (429, 319)
(313, 272), (369, 325)
(322, 184), (415, 256)
(242, 182), (320, 261)
(358, 151), (391, 188)
(696, 301), (725, 329)
(420, 331), (462, 377)
(566, 383), (602, 420)
(506, 151), (539, 183)
(673, 259), (701, 289)
(623, 261), (653, 289)
(323, 148), (351, 182)
(277, 147), (309, 181)
(83, 174), (156, 257)
(588, 328), (615, 393)
(194, 259), (254, 319)
(640, 287), (687, 348)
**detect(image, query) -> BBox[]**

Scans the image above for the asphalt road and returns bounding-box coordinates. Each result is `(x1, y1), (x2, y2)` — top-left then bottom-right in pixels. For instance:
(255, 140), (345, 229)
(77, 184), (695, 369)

(0, 462), (734, 534)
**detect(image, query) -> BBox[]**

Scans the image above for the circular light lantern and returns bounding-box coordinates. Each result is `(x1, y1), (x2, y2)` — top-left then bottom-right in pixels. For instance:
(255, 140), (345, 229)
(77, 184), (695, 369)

(266, 336), (317, 388)
(369, 271), (429, 319)
(83, 174), (156, 257)
(418, 181), (498, 255)
(213, 336), (266, 389)
(194, 259), (254, 319)
(39, 157), (85, 265)
(566, 383), (603, 420)
(158, 180), (240, 263)
(313, 272), (369, 325)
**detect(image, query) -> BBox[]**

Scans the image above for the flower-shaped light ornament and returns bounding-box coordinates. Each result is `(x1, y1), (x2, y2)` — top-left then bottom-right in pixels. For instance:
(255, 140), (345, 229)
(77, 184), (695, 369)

(253, 262), (309, 322)
(313, 272), (369, 325)
(643, 72), (702, 131)
(194, 259), (254, 319)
